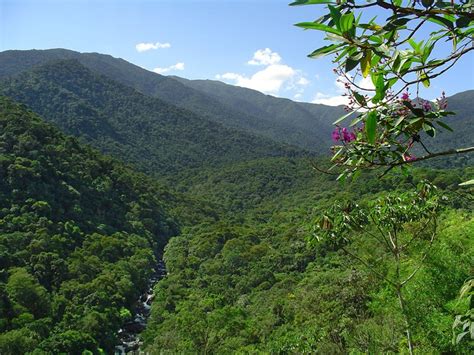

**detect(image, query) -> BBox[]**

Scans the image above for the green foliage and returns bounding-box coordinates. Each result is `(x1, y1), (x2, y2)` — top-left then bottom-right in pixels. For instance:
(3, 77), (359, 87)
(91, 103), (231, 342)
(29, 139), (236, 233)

(0, 97), (181, 352)
(141, 159), (473, 353)
(0, 46), (472, 354)
(292, 0), (474, 179)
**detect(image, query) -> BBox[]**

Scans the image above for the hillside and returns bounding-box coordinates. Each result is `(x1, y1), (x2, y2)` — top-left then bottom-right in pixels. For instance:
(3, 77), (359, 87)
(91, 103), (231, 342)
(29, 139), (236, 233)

(0, 96), (182, 353)
(0, 59), (299, 177)
(1, 49), (471, 155)
(173, 76), (344, 149)
(141, 156), (474, 353)
(0, 49), (341, 151)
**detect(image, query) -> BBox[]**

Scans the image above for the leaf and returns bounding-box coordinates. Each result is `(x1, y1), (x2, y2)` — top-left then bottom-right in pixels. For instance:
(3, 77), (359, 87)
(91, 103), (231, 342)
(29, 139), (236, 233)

(393, 116), (405, 128)
(408, 39), (421, 52)
(328, 5), (342, 30)
(371, 73), (386, 103)
(365, 111), (377, 144)
(423, 122), (436, 137)
(421, 0), (434, 8)
(308, 43), (342, 58)
(289, 0), (334, 5)
(403, 101), (425, 116)
(427, 15), (454, 29)
(349, 115), (364, 127)
(456, 331), (469, 344)
(345, 58), (359, 72)
(333, 110), (354, 125)
(456, 16), (471, 28)
(340, 13), (354, 34)
(459, 179), (474, 186)
(352, 91), (367, 106)
(436, 121), (453, 132)
(420, 71), (430, 88)
(295, 22), (342, 35)
(360, 51), (371, 78)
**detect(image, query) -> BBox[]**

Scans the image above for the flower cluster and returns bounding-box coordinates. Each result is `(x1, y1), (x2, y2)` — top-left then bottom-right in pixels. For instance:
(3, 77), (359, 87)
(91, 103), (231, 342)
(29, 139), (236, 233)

(422, 100), (432, 112)
(332, 127), (356, 143)
(436, 91), (448, 110)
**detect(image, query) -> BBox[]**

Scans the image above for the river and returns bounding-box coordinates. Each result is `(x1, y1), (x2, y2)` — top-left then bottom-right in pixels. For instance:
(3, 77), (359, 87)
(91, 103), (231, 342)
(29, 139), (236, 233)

(114, 258), (167, 354)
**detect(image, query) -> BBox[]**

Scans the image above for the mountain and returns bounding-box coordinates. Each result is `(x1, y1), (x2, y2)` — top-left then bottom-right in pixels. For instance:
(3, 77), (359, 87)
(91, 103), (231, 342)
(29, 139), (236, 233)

(0, 96), (181, 352)
(0, 59), (299, 177)
(174, 78), (474, 155)
(173, 76), (345, 149)
(1, 49), (470, 157)
(0, 49), (342, 151)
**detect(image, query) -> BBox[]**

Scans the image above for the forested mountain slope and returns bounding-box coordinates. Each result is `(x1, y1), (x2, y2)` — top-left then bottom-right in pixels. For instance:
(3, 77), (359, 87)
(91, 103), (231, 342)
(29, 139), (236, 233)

(1, 49), (472, 155)
(0, 49), (340, 151)
(173, 76), (344, 149)
(0, 97), (184, 353)
(175, 77), (474, 156)
(0, 59), (299, 177)
(142, 157), (474, 353)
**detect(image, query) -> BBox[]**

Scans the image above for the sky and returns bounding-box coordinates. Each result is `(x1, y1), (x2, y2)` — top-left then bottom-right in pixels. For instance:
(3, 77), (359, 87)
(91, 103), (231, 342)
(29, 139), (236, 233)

(1, 0), (473, 104)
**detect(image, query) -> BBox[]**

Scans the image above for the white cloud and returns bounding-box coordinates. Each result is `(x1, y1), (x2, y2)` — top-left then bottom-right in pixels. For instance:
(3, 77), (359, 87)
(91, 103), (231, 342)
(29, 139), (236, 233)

(247, 48), (281, 66)
(152, 62), (185, 74)
(216, 48), (311, 96)
(297, 77), (310, 86)
(312, 74), (374, 106)
(136, 42), (171, 52)
(312, 92), (349, 106)
(358, 76), (375, 91)
(217, 64), (296, 94)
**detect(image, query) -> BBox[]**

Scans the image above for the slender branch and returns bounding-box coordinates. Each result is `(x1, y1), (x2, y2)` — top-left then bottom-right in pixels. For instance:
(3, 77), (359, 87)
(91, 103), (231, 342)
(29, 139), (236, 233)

(375, 0), (474, 20)
(378, 146), (474, 178)
(342, 246), (397, 287)
(401, 219), (437, 287)
(390, 145), (474, 166)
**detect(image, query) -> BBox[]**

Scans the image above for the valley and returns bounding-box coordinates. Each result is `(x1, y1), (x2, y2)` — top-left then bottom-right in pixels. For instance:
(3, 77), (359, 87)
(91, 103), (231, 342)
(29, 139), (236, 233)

(0, 48), (472, 354)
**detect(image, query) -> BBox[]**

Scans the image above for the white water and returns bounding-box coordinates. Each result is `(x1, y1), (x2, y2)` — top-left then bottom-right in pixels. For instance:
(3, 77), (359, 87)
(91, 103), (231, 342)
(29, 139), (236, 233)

(114, 259), (166, 354)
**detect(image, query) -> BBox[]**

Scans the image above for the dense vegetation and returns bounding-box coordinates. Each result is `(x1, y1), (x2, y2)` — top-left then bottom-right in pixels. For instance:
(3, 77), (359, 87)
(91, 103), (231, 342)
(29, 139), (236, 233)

(0, 47), (472, 354)
(144, 161), (473, 353)
(0, 97), (183, 353)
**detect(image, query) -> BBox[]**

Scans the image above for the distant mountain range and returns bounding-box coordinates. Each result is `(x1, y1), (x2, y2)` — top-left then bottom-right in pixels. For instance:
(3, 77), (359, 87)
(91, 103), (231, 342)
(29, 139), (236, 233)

(0, 57), (300, 177)
(0, 48), (472, 173)
(0, 49), (342, 151)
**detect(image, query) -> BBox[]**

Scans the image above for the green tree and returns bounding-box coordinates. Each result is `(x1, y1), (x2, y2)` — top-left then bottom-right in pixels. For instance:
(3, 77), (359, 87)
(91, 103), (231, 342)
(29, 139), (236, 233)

(291, 0), (474, 180)
(6, 268), (50, 319)
(292, 2), (473, 351)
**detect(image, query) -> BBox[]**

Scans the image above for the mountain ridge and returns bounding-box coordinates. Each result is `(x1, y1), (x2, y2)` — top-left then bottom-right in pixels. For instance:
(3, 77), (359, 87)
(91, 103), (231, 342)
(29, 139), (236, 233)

(0, 49), (341, 151)
(0, 58), (301, 177)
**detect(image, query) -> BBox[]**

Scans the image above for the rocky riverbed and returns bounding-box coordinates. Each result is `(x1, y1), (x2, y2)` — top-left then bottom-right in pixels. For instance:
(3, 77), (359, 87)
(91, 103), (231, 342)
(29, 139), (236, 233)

(114, 259), (166, 354)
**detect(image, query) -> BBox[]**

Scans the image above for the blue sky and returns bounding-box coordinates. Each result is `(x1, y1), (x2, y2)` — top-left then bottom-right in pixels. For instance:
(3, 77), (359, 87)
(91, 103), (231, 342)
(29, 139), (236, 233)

(1, 0), (473, 104)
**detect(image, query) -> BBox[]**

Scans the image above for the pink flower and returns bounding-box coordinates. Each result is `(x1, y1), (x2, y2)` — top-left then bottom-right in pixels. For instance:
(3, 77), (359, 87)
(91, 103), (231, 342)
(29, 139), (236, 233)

(422, 100), (432, 112)
(401, 91), (410, 101)
(342, 127), (356, 142)
(332, 127), (356, 143)
(437, 91), (448, 109)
